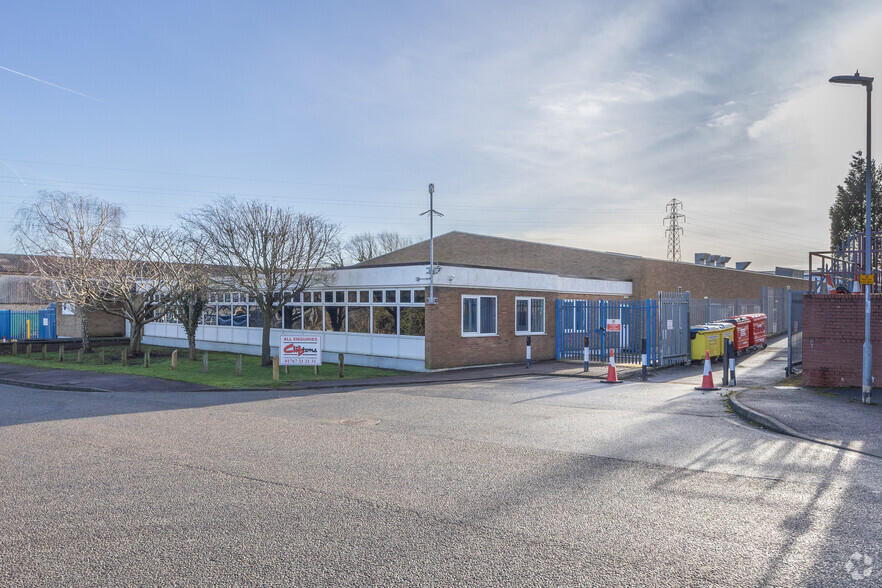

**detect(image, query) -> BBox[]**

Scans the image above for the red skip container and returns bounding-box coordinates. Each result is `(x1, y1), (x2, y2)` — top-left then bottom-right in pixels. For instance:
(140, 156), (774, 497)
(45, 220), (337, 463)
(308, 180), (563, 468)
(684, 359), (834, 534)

(740, 313), (767, 349)
(720, 316), (751, 355)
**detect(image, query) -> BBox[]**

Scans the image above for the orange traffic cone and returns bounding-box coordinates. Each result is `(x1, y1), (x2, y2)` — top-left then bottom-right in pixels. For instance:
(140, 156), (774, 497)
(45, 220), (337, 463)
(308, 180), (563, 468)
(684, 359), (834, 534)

(694, 350), (720, 391)
(601, 349), (622, 384)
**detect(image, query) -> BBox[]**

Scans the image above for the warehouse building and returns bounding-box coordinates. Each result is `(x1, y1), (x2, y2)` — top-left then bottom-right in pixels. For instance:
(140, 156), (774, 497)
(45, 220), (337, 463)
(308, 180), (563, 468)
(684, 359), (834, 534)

(142, 232), (808, 371)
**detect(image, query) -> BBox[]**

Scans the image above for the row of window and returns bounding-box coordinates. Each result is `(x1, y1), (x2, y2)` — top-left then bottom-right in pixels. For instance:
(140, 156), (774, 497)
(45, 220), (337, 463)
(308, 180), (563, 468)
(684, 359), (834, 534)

(207, 289), (426, 305)
(462, 296), (546, 337)
(160, 304), (426, 337)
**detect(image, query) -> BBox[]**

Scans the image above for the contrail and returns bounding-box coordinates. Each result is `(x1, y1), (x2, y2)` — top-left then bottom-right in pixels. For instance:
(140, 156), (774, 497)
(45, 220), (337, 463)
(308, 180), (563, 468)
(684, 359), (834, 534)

(0, 64), (107, 105)
(0, 160), (27, 187)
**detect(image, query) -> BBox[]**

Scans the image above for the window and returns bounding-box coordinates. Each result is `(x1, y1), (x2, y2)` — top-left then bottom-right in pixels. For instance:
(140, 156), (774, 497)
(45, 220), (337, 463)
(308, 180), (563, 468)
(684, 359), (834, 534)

(303, 306), (323, 330)
(515, 297), (545, 335)
(348, 307), (370, 333)
(217, 305), (232, 326)
(325, 306), (346, 332)
(284, 306), (302, 330)
(462, 295), (496, 336)
(373, 306), (398, 335)
(400, 307), (425, 336)
(400, 290), (412, 303)
(203, 305), (217, 325)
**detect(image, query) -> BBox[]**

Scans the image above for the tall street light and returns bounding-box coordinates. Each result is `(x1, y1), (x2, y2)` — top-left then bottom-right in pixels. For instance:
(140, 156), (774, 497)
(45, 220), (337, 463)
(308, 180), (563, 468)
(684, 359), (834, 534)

(830, 70), (874, 404)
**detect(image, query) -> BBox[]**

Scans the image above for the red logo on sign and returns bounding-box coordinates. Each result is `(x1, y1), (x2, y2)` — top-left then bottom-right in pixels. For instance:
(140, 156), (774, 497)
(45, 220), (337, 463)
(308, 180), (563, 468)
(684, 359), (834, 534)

(283, 344), (314, 356)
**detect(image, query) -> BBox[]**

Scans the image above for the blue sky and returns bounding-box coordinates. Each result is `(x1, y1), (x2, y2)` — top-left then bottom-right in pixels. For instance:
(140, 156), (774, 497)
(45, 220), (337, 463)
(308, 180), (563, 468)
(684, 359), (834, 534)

(1, 0), (880, 269)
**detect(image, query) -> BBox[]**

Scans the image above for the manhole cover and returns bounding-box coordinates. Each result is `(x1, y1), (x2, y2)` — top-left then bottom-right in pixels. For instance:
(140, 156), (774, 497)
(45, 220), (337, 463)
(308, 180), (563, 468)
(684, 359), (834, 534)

(339, 418), (380, 426)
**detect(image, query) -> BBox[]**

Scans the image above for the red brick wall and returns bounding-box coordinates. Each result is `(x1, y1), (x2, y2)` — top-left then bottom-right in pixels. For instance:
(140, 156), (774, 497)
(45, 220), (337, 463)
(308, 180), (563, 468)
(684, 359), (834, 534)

(424, 286), (613, 369)
(802, 294), (882, 387)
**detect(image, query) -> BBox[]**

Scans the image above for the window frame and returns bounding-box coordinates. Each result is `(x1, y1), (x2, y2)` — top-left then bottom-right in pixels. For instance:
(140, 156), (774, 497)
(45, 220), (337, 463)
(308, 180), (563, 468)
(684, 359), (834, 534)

(461, 294), (497, 337)
(515, 296), (546, 335)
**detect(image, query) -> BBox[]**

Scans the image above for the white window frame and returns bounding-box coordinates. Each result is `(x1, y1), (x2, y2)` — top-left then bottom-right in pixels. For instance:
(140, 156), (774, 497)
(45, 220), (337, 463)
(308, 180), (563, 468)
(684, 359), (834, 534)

(515, 297), (546, 335)
(461, 294), (497, 337)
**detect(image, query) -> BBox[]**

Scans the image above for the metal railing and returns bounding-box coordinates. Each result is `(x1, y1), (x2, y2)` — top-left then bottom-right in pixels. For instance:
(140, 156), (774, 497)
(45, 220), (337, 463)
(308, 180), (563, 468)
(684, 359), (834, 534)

(809, 229), (882, 294)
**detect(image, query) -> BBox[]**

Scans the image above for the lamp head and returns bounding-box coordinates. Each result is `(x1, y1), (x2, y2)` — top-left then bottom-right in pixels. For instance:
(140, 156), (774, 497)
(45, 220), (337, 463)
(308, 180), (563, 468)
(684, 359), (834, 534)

(829, 70), (874, 88)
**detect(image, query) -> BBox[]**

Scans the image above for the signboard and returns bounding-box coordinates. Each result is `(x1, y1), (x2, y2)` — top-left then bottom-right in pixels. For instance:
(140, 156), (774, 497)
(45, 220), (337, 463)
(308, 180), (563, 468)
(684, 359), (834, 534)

(859, 274), (875, 286)
(279, 334), (322, 366)
(61, 303), (75, 316)
(606, 318), (622, 333)
(666, 319), (674, 331)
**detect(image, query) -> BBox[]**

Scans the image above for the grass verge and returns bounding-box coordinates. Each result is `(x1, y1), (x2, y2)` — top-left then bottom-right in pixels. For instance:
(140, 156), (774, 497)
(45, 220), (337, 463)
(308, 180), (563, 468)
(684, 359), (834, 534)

(0, 345), (403, 389)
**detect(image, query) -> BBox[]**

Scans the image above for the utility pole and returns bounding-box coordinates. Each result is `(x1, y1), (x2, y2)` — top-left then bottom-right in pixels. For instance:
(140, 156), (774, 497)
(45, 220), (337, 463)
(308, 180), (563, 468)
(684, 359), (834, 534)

(419, 183), (443, 304)
(664, 198), (685, 262)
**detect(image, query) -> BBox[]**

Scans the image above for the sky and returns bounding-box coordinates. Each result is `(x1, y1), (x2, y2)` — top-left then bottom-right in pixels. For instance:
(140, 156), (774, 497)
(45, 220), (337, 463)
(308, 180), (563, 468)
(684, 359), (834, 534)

(1, 0), (880, 270)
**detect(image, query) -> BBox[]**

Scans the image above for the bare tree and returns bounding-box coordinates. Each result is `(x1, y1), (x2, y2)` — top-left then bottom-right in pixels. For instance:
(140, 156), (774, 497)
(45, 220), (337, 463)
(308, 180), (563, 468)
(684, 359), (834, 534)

(165, 234), (214, 360)
(375, 231), (413, 256)
(87, 226), (180, 355)
(343, 231), (414, 264)
(183, 197), (341, 366)
(14, 191), (123, 352)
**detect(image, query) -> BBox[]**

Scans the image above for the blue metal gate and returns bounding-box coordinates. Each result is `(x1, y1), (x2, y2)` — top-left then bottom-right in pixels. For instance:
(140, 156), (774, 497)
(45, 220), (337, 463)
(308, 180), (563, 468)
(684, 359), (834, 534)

(555, 299), (659, 365)
(0, 306), (57, 340)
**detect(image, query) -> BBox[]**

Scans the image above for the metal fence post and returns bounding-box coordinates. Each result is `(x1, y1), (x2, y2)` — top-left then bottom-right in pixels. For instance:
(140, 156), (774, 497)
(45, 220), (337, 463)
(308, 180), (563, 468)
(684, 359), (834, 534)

(526, 336), (532, 368)
(641, 338), (647, 381)
(722, 337), (729, 386)
(583, 336), (589, 372)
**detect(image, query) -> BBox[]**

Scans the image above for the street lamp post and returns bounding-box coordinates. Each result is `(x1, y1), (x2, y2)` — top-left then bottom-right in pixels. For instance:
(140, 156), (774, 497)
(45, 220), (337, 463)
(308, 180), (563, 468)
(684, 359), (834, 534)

(830, 70), (874, 404)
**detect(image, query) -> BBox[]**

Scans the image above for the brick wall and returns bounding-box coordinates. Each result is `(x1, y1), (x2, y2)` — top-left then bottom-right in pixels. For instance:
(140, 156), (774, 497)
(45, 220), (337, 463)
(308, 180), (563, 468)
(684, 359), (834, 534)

(425, 286), (611, 369)
(56, 306), (126, 338)
(636, 259), (805, 300)
(802, 294), (882, 387)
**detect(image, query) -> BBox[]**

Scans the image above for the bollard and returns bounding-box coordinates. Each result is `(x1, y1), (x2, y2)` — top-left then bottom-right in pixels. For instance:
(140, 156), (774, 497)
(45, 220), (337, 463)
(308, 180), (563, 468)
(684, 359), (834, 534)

(314, 364), (319, 376)
(77, 349), (83, 364)
(58, 346), (64, 362)
(202, 352), (208, 373)
(144, 349), (150, 368)
(11, 340), (17, 356)
(26, 343), (32, 358)
(338, 353), (344, 378)
(583, 336), (590, 372)
(99, 349), (105, 365)
(722, 337), (729, 386)
(525, 336), (532, 368)
(42, 344), (47, 360)
(272, 356), (279, 381)
(236, 354), (242, 377)
(121, 348), (127, 366)
(729, 343), (738, 386)
(641, 338), (648, 381)
(171, 350), (178, 370)
(284, 365), (289, 375)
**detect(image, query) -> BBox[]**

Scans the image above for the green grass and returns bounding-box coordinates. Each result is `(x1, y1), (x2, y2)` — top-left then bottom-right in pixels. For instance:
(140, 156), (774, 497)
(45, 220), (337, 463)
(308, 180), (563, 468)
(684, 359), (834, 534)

(0, 345), (403, 389)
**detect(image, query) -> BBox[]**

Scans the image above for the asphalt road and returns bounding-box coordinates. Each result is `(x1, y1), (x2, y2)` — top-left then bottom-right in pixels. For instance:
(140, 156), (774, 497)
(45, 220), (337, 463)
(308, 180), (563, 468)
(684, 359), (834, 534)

(1, 360), (881, 585)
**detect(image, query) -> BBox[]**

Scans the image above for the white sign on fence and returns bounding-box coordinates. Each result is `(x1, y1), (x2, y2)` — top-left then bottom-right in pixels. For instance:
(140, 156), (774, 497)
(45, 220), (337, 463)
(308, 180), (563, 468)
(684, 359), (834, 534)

(606, 318), (622, 333)
(279, 334), (322, 366)
(666, 319), (674, 330)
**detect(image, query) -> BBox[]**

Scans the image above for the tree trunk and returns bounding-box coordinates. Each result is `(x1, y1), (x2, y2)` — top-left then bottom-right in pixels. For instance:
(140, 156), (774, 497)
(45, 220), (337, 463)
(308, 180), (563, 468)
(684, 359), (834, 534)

(261, 311), (272, 366)
(80, 311), (91, 353)
(130, 321), (143, 356)
(188, 330), (197, 361)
